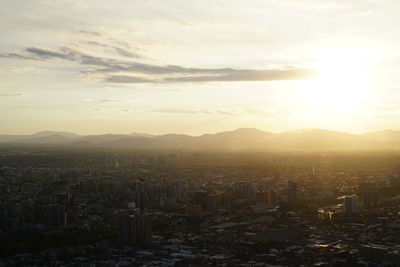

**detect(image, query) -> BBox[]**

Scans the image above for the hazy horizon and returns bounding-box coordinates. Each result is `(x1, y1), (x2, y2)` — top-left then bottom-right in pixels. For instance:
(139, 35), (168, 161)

(2, 127), (400, 137)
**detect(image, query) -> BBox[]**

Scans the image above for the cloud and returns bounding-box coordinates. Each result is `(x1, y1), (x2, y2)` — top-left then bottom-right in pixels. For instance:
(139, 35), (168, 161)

(104, 75), (153, 83)
(87, 103), (274, 117)
(78, 29), (103, 37)
(103, 67), (314, 83)
(2, 45), (316, 84)
(114, 47), (141, 58)
(152, 109), (199, 114)
(84, 40), (142, 58)
(0, 66), (36, 74)
(83, 98), (121, 103)
(91, 107), (134, 112)
(216, 110), (236, 116)
(98, 99), (121, 103)
(242, 107), (273, 115)
(199, 109), (214, 114)
(26, 47), (71, 60)
(0, 92), (24, 97)
(1, 52), (39, 60)
(152, 108), (237, 116)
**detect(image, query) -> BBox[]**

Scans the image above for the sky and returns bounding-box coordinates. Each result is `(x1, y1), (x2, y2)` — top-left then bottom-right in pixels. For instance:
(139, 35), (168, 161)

(1, 0), (400, 135)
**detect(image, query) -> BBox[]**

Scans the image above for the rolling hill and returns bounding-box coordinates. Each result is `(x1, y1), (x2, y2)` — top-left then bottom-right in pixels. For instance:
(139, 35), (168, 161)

(1, 128), (400, 150)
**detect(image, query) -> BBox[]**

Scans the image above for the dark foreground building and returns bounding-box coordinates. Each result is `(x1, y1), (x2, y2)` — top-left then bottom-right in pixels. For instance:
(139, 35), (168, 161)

(120, 212), (152, 246)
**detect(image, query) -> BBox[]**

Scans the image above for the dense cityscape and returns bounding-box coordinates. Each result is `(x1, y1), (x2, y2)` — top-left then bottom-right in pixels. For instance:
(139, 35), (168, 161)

(1, 147), (400, 266)
(3, 0), (400, 266)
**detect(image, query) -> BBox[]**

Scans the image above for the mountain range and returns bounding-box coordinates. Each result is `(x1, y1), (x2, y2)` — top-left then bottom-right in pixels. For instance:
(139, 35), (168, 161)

(1, 128), (400, 150)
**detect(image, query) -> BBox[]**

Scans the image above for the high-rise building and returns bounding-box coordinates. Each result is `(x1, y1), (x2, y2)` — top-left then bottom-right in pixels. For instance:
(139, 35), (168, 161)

(175, 180), (184, 201)
(41, 204), (67, 228)
(362, 191), (379, 209)
(232, 181), (256, 201)
(134, 181), (146, 193)
(343, 195), (358, 214)
(193, 190), (210, 210)
(267, 189), (277, 205)
(120, 212), (152, 245)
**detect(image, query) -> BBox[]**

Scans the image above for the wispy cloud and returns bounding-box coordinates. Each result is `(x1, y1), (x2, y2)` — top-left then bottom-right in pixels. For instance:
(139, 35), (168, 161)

(114, 47), (141, 58)
(83, 40), (143, 59)
(90, 107), (271, 116)
(152, 109), (200, 114)
(215, 110), (236, 116)
(78, 29), (103, 37)
(0, 92), (24, 97)
(0, 66), (36, 74)
(83, 98), (121, 103)
(151, 108), (242, 116)
(26, 47), (71, 60)
(91, 107), (134, 112)
(1, 42), (315, 84)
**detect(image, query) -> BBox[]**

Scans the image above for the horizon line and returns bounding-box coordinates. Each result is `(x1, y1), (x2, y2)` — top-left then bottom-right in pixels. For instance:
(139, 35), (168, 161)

(0, 127), (398, 137)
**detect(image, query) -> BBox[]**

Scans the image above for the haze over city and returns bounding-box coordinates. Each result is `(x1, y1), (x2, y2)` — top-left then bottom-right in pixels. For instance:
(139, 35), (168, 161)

(2, 0), (400, 135)
(3, 1), (400, 266)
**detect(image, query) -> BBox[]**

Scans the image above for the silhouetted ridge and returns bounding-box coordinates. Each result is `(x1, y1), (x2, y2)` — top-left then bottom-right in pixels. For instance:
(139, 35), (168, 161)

(1, 128), (400, 150)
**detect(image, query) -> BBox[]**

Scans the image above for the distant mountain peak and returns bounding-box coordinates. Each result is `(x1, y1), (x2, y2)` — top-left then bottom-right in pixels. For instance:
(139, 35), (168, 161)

(31, 130), (80, 138)
(218, 128), (274, 135)
(130, 132), (155, 138)
(234, 127), (265, 132)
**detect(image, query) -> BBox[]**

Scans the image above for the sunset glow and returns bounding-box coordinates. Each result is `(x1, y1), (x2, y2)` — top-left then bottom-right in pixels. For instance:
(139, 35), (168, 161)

(298, 47), (372, 115)
(0, 1), (398, 135)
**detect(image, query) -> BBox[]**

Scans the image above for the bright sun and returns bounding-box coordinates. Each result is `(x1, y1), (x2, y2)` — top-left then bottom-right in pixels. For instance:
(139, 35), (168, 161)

(298, 47), (371, 115)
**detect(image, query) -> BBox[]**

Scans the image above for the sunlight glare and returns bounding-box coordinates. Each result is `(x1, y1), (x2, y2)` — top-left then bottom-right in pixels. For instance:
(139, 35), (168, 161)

(298, 47), (372, 115)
